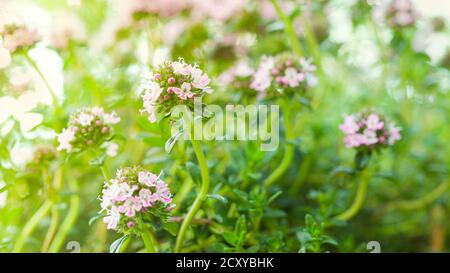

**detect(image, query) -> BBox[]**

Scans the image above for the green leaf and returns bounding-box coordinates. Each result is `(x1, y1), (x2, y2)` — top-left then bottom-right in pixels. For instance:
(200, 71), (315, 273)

(223, 231), (238, 246)
(305, 214), (316, 228)
(109, 235), (128, 253)
(165, 129), (184, 153)
(296, 230), (312, 245)
(330, 166), (355, 177)
(0, 184), (9, 194)
(268, 190), (283, 204)
(354, 151), (371, 171)
(206, 194), (228, 204)
(89, 153), (105, 166)
(88, 214), (104, 226)
(163, 221), (179, 236)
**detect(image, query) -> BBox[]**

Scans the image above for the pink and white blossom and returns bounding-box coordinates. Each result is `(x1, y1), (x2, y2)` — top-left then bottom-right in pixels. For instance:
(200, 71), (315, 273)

(99, 166), (174, 232)
(56, 107), (120, 153)
(140, 59), (212, 123)
(340, 112), (401, 149)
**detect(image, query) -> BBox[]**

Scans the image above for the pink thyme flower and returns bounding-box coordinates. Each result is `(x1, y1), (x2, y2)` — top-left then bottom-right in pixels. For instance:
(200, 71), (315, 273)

(340, 115), (359, 135)
(56, 107), (120, 153)
(140, 58), (212, 123)
(340, 111), (401, 150)
(100, 166), (175, 233)
(366, 113), (384, 131)
(373, 0), (419, 28)
(0, 23), (41, 53)
(251, 55), (316, 97)
(388, 122), (402, 144)
(118, 196), (143, 217)
(250, 57), (275, 93)
(56, 127), (76, 152)
(138, 171), (158, 187)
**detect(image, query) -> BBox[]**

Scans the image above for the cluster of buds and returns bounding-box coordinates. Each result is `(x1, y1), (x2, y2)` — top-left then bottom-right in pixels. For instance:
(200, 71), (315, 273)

(0, 23), (40, 53)
(140, 58), (212, 122)
(99, 166), (175, 233)
(56, 107), (120, 153)
(340, 112), (401, 150)
(374, 0), (419, 28)
(250, 55), (317, 97)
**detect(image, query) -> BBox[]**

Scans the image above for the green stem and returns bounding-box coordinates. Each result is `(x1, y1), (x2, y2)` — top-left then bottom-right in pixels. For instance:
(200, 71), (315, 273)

(175, 140), (210, 252)
(41, 167), (63, 252)
(172, 173), (194, 214)
(13, 200), (52, 252)
(298, 14), (320, 65)
(48, 177), (80, 253)
(263, 100), (295, 188)
(386, 180), (450, 211)
(335, 169), (370, 221)
(41, 204), (59, 252)
(23, 52), (60, 111)
(288, 155), (312, 195)
(92, 149), (111, 182)
(100, 164), (111, 182)
(141, 230), (156, 253)
(270, 0), (303, 57)
(138, 216), (157, 253)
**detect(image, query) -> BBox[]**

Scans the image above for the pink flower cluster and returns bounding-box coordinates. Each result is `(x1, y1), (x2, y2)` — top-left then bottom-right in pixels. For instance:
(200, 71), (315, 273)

(340, 112), (401, 149)
(99, 166), (174, 232)
(250, 56), (317, 97)
(0, 23), (40, 53)
(57, 107), (120, 153)
(140, 58), (212, 123)
(374, 0), (419, 28)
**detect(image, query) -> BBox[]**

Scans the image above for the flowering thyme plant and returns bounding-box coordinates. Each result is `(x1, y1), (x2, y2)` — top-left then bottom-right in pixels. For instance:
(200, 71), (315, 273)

(56, 107), (120, 154)
(376, 0), (419, 28)
(340, 112), (401, 150)
(0, 22), (40, 54)
(250, 55), (317, 98)
(340, 111), (401, 171)
(140, 58), (212, 123)
(99, 166), (174, 234)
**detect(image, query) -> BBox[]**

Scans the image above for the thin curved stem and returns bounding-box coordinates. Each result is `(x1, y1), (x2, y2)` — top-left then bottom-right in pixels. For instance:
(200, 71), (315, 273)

(264, 100), (294, 188)
(335, 169), (370, 221)
(48, 177), (80, 253)
(270, 0), (303, 57)
(12, 200), (52, 252)
(41, 205), (59, 252)
(288, 155), (312, 195)
(41, 167), (63, 252)
(386, 180), (450, 211)
(298, 14), (320, 66)
(99, 164), (111, 182)
(175, 140), (210, 253)
(23, 52), (60, 111)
